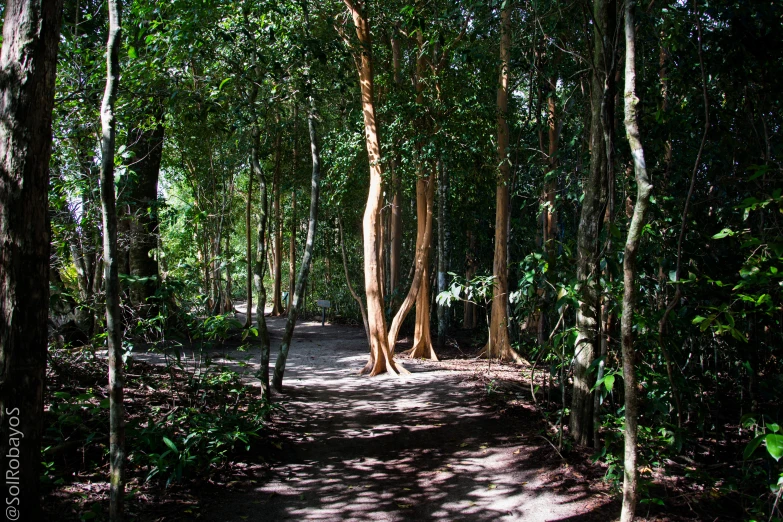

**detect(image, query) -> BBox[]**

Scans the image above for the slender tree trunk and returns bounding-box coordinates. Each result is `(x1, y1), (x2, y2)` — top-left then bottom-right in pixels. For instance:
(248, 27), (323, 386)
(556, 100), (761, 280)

(338, 217), (371, 346)
(273, 95), (323, 391)
(244, 161), (253, 328)
(271, 127), (284, 315)
(287, 106), (298, 315)
(0, 1), (63, 520)
(344, 0), (407, 376)
(389, 29), (402, 306)
(250, 110), (272, 397)
(98, 0), (125, 518)
(437, 157), (450, 351)
(620, 1), (652, 518)
(486, 2), (520, 362)
(544, 71), (561, 265)
(570, 0), (615, 447)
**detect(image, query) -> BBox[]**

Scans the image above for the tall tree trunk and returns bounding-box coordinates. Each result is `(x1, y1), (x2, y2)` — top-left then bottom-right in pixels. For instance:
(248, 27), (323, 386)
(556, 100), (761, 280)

(620, 1), (652, 518)
(244, 166), (253, 328)
(0, 1), (63, 520)
(396, 29), (437, 361)
(250, 104), (272, 398)
(486, 1), (520, 362)
(544, 71), (561, 265)
(436, 157), (450, 351)
(98, 0), (125, 518)
(344, 0), (407, 376)
(389, 28), (402, 306)
(126, 116), (164, 310)
(570, 0), (615, 447)
(288, 194), (296, 314)
(272, 95), (322, 391)
(271, 127), (284, 315)
(287, 106), (298, 315)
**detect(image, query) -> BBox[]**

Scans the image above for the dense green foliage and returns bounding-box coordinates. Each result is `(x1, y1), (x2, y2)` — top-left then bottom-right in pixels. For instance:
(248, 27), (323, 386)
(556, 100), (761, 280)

(38, 0), (783, 519)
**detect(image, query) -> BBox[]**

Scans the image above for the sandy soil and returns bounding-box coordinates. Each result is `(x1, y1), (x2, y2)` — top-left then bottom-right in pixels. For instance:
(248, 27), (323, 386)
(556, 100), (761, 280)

(133, 305), (616, 521)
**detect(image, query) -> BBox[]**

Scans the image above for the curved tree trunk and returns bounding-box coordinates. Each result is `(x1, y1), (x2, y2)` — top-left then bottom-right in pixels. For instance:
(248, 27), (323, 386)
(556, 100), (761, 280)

(98, 0), (125, 517)
(485, 2), (521, 362)
(620, 0), (652, 518)
(344, 0), (407, 377)
(0, 1), (63, 520)
(272, 95), (323, 391)
(570, 0), (615, 447)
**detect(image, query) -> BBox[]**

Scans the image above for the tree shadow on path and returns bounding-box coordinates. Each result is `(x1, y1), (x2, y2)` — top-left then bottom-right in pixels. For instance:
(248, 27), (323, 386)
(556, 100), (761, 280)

(144, 312), (615, 521)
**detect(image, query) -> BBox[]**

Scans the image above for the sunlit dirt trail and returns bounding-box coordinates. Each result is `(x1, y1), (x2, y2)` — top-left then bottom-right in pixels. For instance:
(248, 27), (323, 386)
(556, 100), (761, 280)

(137, 305), (613, 521)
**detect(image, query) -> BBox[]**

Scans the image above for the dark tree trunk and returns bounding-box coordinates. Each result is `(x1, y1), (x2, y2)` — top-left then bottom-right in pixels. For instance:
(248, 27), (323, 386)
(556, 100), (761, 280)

(437, 157), (450, 350)
(0, 1), (63, 520)
(250, 113), (272, 398)
(570, 0), (616, 447)
(126, 116), (165, 309)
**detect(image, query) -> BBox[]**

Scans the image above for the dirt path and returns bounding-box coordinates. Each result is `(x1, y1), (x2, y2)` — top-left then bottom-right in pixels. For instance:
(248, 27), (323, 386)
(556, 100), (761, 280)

(137, 307), (613, 521)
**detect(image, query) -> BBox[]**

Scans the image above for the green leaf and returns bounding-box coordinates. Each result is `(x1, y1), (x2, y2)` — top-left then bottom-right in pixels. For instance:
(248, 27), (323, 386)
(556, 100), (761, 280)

(766, 434), (783, 461)
(604, 374), (615, 393)
(163, 436), (179, 454)
(712, 228), (734, 239)
(128, 46), (138, 59)
(768, 423), (780, 434)
(219, 78), (233, 91)
(744, 434), (766, 460)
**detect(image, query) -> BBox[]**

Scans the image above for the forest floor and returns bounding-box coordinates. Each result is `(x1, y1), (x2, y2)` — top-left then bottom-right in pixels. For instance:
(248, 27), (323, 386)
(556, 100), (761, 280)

(132, 305), (619, 521)
(45, 305), (737, 521)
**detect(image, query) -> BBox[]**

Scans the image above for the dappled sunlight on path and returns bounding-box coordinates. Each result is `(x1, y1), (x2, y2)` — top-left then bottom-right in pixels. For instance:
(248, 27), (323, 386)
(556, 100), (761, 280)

(136, 308), (610, 521)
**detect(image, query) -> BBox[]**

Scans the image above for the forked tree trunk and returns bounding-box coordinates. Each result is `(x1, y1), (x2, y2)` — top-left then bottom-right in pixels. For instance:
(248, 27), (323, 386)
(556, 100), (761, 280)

(0, 1), (63, 520)
(485, 2), (520, 362)
(272, 95), (322, 391)
(620, 1), (652, 518)
(98, 0), (125, 518)
(388, 176), (435, 353)
(570, 0), (615, 447)
(344, 0), (407, 376)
